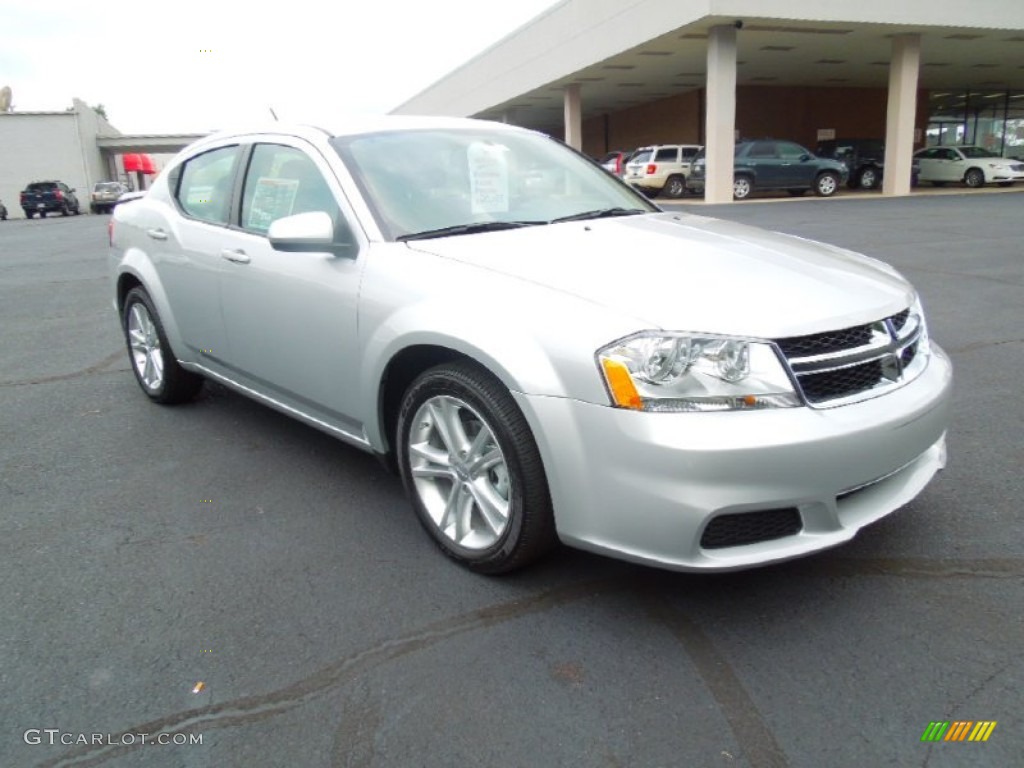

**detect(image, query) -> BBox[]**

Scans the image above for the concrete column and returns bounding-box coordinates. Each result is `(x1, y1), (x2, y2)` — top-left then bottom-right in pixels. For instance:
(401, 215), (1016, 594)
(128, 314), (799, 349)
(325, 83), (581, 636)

(564, 83), (582, 151)
(882, 34), (921, 196)
(704, 25), (738, 204)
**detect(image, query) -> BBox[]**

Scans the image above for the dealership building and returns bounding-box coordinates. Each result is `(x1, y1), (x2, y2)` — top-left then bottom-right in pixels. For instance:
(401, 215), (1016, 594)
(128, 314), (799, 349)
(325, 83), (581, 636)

(394, 0), (1024, 202)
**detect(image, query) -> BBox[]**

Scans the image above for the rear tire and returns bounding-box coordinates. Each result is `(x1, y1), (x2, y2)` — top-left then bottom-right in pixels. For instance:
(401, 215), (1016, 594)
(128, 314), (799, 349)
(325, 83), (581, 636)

(24, 210), (34, 219)
(122, 287), (204, 404)
(663, 175), (686, 199)
(61, 204), (70, 216)
(733, 175), (753, 200)
(397, 361), (556, 574)
(857, 166), (880, 190)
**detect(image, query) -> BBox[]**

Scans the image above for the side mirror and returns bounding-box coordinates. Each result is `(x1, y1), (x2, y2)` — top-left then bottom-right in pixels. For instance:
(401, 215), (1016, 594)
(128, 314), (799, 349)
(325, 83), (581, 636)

(268, 211), (356, 257)
(800, 154), (811, 162)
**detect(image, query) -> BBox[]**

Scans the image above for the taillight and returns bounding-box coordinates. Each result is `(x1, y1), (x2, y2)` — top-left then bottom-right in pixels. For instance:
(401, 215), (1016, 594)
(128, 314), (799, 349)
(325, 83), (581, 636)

(646, 164), (657, 175)
(55, 189), (63, 200)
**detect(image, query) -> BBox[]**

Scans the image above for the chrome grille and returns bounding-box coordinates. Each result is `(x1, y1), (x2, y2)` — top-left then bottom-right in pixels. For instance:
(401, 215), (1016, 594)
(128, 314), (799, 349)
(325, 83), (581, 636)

(776, 324), (873, 357)
(776, 308), (925, 407)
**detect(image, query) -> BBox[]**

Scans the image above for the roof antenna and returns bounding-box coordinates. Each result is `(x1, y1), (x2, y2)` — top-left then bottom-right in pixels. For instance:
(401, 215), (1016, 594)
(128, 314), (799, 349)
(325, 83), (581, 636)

(269, 107), (279, 121)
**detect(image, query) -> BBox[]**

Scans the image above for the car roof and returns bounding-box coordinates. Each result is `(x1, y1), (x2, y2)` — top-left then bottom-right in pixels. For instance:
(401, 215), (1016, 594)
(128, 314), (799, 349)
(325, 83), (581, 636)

(197, 116), (535, 148)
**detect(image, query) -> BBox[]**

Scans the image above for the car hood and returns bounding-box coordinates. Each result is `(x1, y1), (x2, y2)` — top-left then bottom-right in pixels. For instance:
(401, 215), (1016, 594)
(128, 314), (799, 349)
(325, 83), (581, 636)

(405, 212), (912, 338)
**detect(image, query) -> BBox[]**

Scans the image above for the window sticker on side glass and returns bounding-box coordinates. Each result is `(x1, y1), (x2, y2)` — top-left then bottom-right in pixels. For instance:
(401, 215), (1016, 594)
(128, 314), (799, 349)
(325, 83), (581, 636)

(467, 142), (509, 214)
(248, 177), (299, 231)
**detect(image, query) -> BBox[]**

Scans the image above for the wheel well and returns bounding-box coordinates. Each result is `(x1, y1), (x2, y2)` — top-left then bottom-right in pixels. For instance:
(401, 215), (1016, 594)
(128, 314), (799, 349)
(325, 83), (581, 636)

(377, 344), (471, 466)
(116, 273), (143, 313)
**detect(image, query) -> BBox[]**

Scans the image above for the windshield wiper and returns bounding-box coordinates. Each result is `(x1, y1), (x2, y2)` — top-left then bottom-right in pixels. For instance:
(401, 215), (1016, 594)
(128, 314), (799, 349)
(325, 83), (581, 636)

(549, 207), (647, 224)
(396, 221), (544, 241)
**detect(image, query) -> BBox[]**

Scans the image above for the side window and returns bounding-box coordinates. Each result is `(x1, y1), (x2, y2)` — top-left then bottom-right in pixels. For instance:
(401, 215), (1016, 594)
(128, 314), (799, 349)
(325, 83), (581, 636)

(749, 141), (777, 158)
(176, 145), (240, 225)
(240, 144), (341, 235)
(777, 142), (808, 159)
(655, 147), (678, 162)
(681, 147), (699, 159)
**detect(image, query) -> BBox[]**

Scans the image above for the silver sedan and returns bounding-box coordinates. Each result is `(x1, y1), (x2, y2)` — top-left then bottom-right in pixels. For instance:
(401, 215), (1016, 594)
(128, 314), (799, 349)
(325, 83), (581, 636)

(109, 117), (951, 573)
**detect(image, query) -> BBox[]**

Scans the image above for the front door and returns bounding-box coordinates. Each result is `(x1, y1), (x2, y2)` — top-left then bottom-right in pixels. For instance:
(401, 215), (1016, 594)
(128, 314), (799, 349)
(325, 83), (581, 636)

(215, 141), (366, 433)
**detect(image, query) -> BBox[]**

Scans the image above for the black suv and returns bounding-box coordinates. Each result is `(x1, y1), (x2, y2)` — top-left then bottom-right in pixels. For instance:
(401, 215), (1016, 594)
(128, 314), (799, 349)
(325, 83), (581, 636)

(687, 140), (848, 199)
(816, 138), (886, 189)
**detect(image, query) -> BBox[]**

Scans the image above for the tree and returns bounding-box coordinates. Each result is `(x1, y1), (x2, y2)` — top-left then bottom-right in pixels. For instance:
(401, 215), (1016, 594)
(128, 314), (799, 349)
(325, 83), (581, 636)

(92, 104), (108, 120)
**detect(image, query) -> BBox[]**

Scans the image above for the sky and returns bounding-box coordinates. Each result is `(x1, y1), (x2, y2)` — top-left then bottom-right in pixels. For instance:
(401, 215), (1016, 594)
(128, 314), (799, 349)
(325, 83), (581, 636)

(1, 0), (561, 134)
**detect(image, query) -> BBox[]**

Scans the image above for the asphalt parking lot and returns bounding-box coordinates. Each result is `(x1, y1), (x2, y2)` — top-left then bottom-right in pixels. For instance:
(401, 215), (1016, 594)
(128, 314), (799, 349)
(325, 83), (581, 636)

(1, 195), (1021, 768)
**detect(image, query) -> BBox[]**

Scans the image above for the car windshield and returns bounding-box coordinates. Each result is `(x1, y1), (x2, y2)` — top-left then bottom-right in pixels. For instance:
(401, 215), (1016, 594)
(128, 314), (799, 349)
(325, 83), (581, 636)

(95, 182), (122, 191)
(27, 182), (58, 191)
(628, 149), (653, 165)
(958, 146), (999, 159)
(331, 128), (655, 241)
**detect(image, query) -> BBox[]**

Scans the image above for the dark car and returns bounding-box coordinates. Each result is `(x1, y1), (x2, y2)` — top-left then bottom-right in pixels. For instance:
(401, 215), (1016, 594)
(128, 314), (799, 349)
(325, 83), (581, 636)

(686, 140), (848, 199)
(816, 138), (887, 189)
(20, 180), (81, 218)
(0, 199), (7, 220)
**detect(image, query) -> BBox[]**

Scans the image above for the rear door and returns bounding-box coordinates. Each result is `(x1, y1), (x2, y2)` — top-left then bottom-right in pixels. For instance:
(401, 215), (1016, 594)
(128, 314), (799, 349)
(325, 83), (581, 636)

(744, 141), (781, 187)
(158, 143), (242, 359)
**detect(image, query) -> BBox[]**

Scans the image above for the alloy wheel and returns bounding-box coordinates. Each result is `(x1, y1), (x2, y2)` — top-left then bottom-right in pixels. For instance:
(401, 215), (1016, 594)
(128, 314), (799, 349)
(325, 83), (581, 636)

(127, 302), (164, 391)
(407, 395), (511, 550)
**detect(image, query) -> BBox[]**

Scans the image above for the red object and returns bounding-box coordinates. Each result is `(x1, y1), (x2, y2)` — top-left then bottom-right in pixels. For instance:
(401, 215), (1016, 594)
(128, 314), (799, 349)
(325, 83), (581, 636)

(646, 163), (657, 175)
(54, 189), (63, 200)
(123, 153), (157, 174)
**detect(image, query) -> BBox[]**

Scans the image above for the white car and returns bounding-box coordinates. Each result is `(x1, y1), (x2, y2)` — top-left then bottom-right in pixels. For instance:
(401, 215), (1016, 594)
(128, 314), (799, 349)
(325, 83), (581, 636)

(109, 117), (951, 574)
(913, 145), (1024, 187)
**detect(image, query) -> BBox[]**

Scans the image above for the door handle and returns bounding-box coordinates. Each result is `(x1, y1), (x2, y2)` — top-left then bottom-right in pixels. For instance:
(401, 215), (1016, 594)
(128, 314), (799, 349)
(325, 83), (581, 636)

(146, 228), (168, 241)
(220, 249), (251, 264)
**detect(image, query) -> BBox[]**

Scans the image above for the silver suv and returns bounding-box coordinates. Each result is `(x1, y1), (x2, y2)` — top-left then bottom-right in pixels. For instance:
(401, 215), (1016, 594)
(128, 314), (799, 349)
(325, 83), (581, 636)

(624, 144), (702, 198)
(109, 118), (950, 574)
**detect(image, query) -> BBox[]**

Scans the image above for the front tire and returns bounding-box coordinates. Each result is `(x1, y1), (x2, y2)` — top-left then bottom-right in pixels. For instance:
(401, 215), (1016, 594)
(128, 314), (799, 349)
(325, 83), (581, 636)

(814, 172), (840, 197)
(122, 287), (204, 404)
(964, 168), (985, 188)
(397, 362), (555, 574)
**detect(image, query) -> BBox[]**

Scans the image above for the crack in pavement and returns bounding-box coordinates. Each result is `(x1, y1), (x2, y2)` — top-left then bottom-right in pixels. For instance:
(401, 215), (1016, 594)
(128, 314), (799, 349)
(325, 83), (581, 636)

(643, 593), (790, 768)
(816, 557), (1023, 579)
(37, 578), (623, 768)
(34, 556), (1021, 767)
(946, 338), (1023, 355)
(0, 349), (125, 388)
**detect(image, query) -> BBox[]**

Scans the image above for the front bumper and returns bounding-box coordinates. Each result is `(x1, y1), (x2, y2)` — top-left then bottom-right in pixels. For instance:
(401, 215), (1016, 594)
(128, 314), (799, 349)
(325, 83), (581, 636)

(515, 344), (952, 571)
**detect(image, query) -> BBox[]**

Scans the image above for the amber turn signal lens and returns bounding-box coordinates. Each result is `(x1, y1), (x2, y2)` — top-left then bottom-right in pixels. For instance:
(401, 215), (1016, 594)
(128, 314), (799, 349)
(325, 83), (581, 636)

(601, 358), (643, 410)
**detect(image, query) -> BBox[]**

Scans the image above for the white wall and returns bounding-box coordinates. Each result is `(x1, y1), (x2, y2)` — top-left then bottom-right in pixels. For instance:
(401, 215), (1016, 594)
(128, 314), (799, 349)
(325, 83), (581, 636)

(0, 100), (121, 218)
(0, 113), (85, 217)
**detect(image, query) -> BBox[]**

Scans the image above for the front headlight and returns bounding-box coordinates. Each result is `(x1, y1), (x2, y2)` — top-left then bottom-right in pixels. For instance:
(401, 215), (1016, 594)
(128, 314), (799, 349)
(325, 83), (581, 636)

(597, 332), (801, 412)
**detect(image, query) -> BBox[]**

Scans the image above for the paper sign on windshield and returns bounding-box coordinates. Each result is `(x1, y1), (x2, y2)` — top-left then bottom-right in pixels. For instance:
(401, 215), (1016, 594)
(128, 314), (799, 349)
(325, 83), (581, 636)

(248, 177), (299, 231)
(468, 142), (509, 214)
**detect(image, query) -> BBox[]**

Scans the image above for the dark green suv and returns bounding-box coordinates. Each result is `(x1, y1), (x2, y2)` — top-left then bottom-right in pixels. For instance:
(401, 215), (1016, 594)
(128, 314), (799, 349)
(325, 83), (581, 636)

(686, 140), (848, 199)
